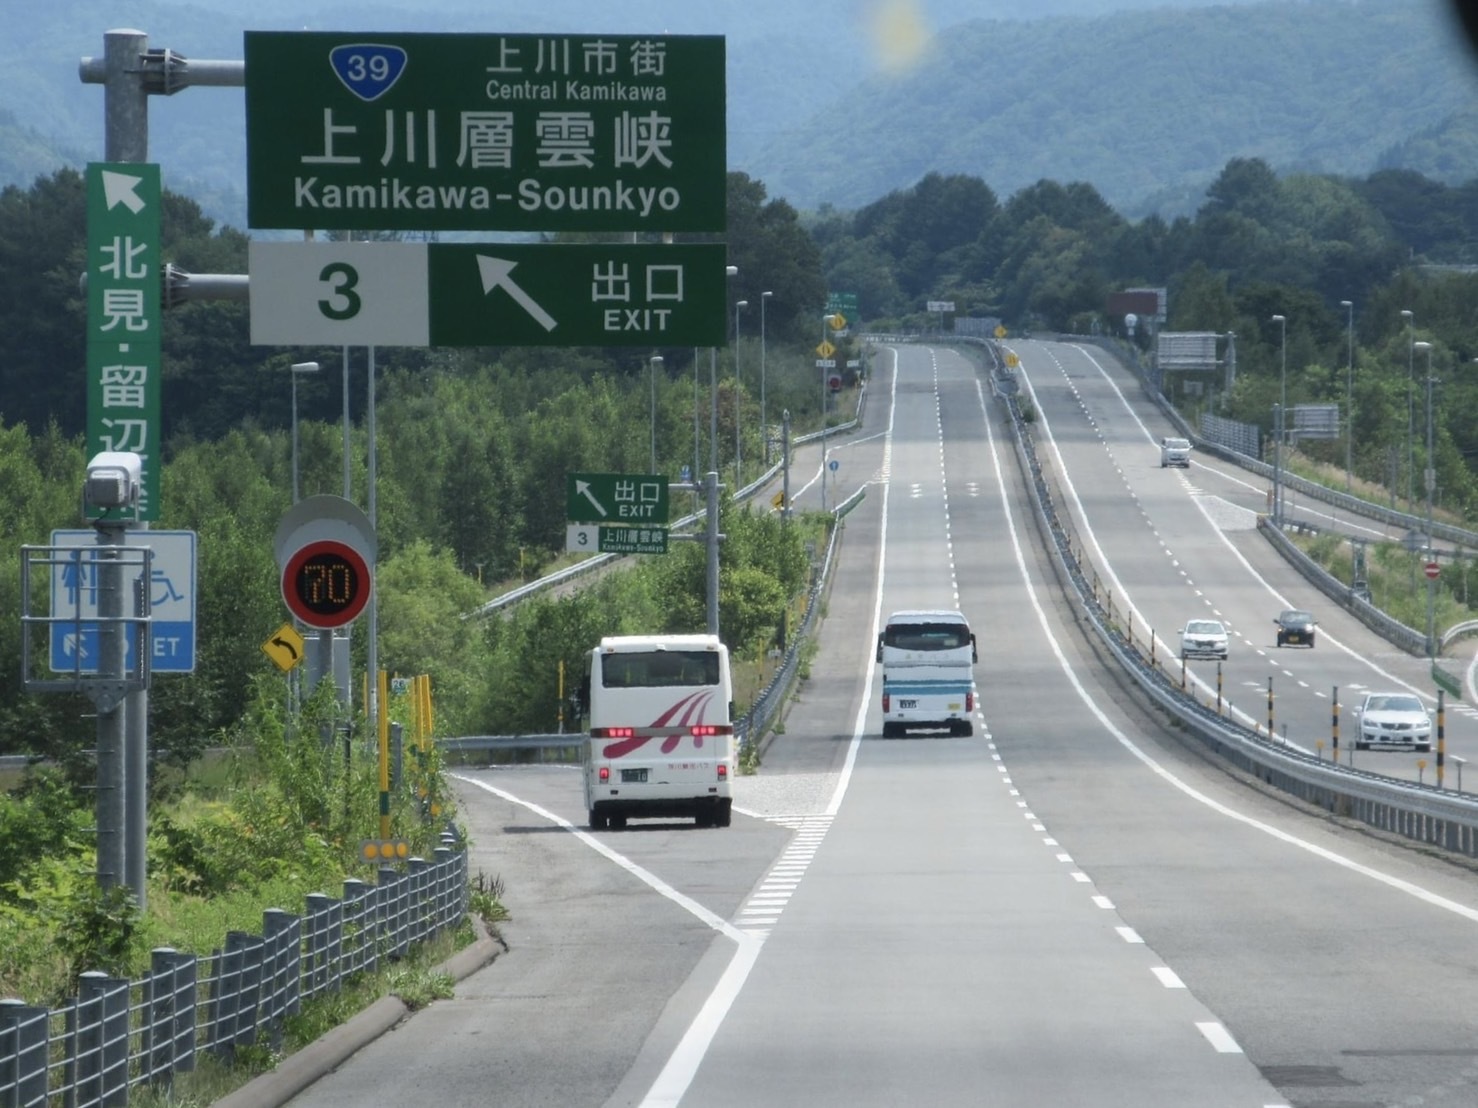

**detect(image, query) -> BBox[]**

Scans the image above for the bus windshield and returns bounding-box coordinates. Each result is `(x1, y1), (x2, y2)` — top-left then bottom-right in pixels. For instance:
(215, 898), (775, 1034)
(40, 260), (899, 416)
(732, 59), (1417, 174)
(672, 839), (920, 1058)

(600, 650), (721, 689)
(881, 622), (972, 651)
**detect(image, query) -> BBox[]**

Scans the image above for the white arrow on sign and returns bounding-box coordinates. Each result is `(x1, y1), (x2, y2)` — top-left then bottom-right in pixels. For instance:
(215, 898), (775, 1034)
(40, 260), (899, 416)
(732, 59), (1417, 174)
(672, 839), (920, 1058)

(63, 633), (88, 661)
(476, 256), (557, 332)
(101, 170), (147, 214)
(574, 480), (608, 517)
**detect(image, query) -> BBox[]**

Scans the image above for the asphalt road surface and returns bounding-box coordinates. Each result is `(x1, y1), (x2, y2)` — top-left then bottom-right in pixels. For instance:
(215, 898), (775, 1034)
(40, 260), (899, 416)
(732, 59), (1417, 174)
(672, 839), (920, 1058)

(285, 341), (1478, 1108)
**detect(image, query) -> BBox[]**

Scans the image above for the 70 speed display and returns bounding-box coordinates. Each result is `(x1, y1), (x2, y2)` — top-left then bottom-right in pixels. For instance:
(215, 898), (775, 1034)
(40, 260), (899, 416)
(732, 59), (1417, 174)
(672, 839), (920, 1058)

(282, 540), (372, 628)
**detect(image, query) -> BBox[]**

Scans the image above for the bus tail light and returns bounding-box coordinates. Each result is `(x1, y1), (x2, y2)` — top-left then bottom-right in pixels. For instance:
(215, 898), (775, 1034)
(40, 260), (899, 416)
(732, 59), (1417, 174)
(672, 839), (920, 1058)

(882, 692), (890, 713)
(717, 763), (728, 780)
(594, 727), (635, 739)
(598, 766), (610, 782)
(966, 691), (974, 713)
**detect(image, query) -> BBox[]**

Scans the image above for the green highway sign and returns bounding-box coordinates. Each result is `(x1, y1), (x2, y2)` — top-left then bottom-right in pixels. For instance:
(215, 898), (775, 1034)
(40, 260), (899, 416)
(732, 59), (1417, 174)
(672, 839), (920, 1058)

(566, 472), (669, 525)
(566, 523), (669, 556)
(86, 163), (162, 520)
(431, 243), (725, 345)
(826, 291), (859, 326)
(250, 241), (727, 346)
(244, 31), (726, 233)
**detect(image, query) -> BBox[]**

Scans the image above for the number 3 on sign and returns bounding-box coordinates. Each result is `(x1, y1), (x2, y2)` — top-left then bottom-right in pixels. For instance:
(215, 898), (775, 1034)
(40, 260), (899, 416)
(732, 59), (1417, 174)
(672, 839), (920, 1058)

(318, 262), (361, 320)
(247, 241), (430, 347)
(566, 523), (599, 554)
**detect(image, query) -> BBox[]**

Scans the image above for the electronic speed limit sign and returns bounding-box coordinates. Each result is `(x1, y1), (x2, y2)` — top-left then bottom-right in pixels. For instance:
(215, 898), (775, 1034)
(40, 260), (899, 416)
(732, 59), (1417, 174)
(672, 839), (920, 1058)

(274, 495), (376, 630)
(282, 539), (372, 629)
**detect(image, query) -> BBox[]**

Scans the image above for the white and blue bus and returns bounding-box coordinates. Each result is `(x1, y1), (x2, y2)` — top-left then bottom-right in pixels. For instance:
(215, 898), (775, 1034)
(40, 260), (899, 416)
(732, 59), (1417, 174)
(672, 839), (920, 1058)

(876, 610), (978, 737)
(582, 634), (735, 829)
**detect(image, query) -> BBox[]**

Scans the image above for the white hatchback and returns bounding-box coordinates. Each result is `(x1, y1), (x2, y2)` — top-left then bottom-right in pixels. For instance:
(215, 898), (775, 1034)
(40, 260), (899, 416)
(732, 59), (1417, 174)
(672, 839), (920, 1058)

(1178, 619), (1229, 660)
(1354, 692), (1432, 752)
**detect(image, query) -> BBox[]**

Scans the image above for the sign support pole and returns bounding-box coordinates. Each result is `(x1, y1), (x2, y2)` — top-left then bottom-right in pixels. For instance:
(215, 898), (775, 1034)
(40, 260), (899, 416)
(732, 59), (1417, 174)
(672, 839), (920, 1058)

(95, 523), (128, 896)
(92, 28), (154, 911)
(706, 471), (721, 637)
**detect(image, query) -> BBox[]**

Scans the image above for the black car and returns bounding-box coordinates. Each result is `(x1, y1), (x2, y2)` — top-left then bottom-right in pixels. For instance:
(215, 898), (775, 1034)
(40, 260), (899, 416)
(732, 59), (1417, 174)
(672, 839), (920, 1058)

(1274, 609), (1316, 647)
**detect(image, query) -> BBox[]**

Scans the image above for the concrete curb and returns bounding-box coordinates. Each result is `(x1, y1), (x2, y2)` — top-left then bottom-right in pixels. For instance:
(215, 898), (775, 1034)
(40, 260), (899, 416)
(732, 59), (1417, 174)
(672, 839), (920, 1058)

(214, 925), (502, 1108)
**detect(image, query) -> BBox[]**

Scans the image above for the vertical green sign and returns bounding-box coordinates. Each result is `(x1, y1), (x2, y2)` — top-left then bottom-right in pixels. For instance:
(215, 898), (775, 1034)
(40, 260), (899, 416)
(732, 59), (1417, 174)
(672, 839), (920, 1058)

(86, 163), (162, 520)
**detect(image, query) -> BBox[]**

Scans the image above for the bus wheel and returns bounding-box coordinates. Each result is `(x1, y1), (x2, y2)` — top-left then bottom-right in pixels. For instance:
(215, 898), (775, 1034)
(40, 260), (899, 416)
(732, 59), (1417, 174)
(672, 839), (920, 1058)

(882, 722), (900, 738)
(589, 810), (607, 830)
(610, 815), (627, 830)
(715, 800), (732, 828)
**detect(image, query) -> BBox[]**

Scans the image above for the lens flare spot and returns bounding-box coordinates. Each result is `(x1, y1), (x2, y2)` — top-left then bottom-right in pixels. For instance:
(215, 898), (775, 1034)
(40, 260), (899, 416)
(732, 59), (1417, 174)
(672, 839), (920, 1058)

(867, 0), (931, 73)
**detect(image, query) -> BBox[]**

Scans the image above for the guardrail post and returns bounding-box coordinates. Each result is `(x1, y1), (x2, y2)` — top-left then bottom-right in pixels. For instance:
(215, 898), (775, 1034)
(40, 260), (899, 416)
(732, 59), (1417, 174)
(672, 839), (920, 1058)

(1331, 685), (1340, 762)
(1267, 677), (1275, 740)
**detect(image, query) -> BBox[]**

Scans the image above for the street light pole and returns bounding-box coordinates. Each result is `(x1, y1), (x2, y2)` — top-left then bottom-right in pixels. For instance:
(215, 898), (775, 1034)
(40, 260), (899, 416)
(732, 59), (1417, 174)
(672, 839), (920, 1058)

(649, 354), (663, 473)
(1270, 315), (1286, 525)
(760, 290), (773, 465)
(1340, 299), (1353, 493)
(1415, 339), (1435, 657)
(714, 266), (737, 476)
(734, 299), (748, 487)
(290, 361), (320, 503)
(1402, 308), (1415, 513)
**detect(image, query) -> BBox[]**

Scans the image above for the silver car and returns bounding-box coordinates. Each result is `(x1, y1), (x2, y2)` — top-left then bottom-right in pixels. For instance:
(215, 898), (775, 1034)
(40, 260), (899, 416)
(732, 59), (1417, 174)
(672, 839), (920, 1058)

(1354, 692), (1432, 752)
(1178, 618), (1229, 660)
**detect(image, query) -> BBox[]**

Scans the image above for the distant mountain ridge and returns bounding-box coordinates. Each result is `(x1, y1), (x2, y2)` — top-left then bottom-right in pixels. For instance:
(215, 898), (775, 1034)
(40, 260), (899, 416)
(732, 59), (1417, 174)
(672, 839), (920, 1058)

(1, 0), (1469, 224)
(750, 0), (1478, 217)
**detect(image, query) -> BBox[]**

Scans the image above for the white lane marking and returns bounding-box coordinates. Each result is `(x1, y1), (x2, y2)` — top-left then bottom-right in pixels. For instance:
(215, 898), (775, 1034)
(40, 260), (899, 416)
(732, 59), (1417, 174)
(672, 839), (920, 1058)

(637, 344), (908, 1107)
(452, 773), (752, 945)
(1196, 1022), (1244, 1054)
(1117, 927), (1144, 944)
(1019, 348), (1442, 731)
(1153, 967), (1185, 987)
(1092, 895), (1115, 910)
(974, 363), (1478, 924)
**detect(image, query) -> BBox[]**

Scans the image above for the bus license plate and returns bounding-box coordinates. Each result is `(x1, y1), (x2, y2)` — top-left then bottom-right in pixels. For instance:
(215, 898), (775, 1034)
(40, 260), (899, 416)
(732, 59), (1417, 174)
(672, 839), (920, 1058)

(621, 768), (648, 783)
(899, 699), (917, 709)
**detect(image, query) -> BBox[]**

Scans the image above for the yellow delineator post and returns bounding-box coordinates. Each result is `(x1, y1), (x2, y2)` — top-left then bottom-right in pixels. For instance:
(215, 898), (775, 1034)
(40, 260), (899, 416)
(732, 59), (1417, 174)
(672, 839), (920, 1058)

(379, 668), (391, 842)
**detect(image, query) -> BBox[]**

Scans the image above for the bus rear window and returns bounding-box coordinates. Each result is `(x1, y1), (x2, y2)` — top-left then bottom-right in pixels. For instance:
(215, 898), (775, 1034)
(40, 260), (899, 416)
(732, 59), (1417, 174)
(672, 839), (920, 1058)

(882, 623), (970, 651)
(600, 650), (721, 688)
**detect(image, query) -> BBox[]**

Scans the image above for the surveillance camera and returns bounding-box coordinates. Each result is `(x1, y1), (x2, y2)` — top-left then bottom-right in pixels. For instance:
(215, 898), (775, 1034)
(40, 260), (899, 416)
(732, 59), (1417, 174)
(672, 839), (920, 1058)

(85, 451), (143, 510)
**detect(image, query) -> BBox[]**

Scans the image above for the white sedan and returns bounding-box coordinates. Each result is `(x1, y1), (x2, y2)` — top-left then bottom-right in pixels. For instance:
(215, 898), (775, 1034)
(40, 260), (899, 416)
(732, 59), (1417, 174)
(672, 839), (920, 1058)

(1178, 619), (1229, 660)
(1354, 692), (1432, 752)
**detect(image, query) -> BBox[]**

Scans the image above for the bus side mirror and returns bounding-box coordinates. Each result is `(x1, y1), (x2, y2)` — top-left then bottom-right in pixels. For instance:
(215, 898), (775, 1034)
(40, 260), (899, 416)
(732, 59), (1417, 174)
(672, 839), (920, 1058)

(970, 634), (978, 664)
(876, 634), (884, 663)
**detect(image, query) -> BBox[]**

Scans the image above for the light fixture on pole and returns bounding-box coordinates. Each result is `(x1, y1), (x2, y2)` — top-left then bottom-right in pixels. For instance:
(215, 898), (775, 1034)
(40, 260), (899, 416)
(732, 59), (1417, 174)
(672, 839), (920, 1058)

(1415, 339), (1435, 657)
(290, 361), (320, 504)
(1340, 299), (1354, 493)
(760, 291), (773, 465)
(1270, 314), (1286, 525)
(649, 354), (663, 473)
(1401, 308), (1415, 513)
(734, 299), (748, 485)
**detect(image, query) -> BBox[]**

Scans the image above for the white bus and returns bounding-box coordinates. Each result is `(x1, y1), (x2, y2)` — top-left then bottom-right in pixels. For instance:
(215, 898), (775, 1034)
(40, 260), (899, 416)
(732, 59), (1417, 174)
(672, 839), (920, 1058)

(582, 634), (735, 830)
(876, 610), (978, 737)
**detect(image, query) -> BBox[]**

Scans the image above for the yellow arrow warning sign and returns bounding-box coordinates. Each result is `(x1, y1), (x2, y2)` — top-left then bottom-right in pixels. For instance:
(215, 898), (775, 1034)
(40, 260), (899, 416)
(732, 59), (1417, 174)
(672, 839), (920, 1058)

(261, 622), (305, 672)
(816, 340), (836, 358)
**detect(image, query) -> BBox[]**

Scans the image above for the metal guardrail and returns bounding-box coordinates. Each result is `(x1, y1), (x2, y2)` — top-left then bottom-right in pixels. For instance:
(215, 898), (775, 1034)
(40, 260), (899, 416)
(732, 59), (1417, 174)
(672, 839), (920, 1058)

(471, 387), (868, 619)
(444, 481), (869, 759)
(978, 339), (1478, 858)
(0, 838), (469, 1105)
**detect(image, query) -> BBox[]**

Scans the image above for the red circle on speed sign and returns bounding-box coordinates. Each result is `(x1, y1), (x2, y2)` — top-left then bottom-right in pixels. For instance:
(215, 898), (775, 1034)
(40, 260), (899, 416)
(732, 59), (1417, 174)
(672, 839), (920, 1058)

(1425, 561), (1441, 580)
(282, 539), (373, 628)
